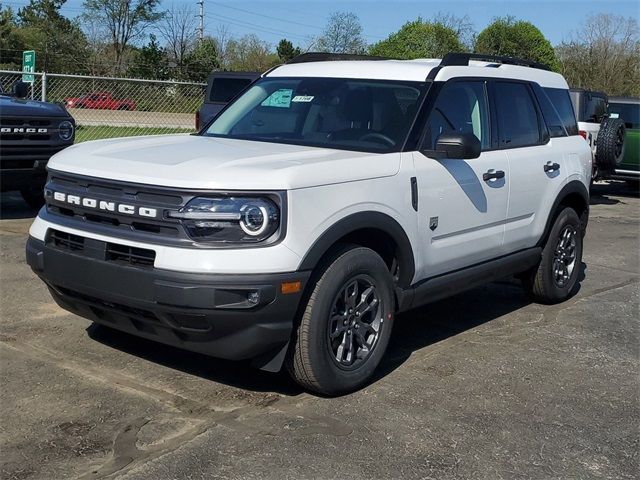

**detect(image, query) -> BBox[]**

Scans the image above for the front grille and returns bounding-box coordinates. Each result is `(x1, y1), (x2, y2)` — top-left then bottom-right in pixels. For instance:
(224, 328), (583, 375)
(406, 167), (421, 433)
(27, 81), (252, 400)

(0, 117), (54, 142)
(2, 118), (52, 127)
(45, 172), (193, 245)
(106, 243), (156, 267)
(46, 229), (156, 267)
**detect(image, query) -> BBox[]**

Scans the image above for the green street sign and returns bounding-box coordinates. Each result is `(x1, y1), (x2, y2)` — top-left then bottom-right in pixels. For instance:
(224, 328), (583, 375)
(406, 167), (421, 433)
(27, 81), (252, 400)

(22, 50), (36, 83)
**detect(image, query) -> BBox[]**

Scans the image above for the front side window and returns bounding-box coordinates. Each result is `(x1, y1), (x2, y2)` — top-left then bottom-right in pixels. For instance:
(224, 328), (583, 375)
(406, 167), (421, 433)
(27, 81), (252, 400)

(423, 81), (490, 150)
(494, 82), (543, 148)
(204, 77), (428, 153)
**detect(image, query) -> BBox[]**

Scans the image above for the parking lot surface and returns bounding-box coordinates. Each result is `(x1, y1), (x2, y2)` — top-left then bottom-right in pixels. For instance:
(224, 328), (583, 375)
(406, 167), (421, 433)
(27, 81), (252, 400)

(1, 182), (638, 480)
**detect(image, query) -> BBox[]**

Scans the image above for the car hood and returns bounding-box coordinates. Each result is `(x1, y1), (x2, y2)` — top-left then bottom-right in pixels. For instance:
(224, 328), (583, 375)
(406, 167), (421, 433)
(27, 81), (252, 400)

(0, 95), (71, 117)
(48, 134), (401, 190)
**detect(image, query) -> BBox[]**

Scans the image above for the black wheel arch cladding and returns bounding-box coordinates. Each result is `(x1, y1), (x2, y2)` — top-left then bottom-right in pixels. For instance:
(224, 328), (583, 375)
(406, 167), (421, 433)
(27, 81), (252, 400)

(298, 211), (416, 288)
(539, 180), (589, 247)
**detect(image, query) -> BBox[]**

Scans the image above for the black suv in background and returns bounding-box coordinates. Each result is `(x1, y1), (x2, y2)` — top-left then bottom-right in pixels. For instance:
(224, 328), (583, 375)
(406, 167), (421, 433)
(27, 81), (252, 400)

(1, 82), (75, 208)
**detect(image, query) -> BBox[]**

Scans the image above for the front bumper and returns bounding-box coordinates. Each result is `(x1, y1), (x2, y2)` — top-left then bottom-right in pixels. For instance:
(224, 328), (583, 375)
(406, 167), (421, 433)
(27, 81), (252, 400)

(26, 236), (310, 371)
(0, 160), (48, 191)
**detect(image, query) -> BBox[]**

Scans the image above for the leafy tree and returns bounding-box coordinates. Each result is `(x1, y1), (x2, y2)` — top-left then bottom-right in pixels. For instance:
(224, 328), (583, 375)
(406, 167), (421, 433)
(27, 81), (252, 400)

(475, 16), (561, 71)
(369, 19), (465, 59)
(224, 34), (278, 71)
(0, 4), (26, 69)
(6, 0), (88, 73)
(277, 38), (300, 62)
(316, 11), (366, 54)
(82, 0), (163, 74)
(556, 14), (639, 96)
(183, 36), (220, 81)
(127, 34), (169, 79)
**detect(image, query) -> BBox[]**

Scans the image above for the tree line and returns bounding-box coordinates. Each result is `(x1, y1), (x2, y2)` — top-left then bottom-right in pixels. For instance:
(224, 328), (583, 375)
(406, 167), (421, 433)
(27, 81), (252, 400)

(0, 1), (638, 95)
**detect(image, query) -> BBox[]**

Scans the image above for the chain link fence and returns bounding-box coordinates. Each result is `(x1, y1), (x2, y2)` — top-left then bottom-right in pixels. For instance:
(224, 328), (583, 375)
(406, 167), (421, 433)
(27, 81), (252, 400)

(1, 70), (206, 142)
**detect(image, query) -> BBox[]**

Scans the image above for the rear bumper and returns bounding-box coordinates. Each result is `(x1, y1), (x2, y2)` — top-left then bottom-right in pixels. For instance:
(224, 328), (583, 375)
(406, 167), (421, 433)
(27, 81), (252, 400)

(26, 237), (310, 370)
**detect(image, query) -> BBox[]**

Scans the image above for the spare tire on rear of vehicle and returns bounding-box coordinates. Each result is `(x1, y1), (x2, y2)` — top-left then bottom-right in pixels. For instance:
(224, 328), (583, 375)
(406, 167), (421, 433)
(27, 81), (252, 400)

(595, 117), (625, 172)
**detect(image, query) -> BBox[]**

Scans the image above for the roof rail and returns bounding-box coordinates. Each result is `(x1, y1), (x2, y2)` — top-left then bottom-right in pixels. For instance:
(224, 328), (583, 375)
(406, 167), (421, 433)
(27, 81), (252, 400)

(287, 52), (388, 64)
(440, 52), (550, 71)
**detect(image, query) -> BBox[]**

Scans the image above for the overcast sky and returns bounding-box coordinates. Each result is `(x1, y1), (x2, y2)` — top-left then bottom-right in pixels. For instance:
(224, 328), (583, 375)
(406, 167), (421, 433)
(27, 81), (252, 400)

(3, 0), (639, 46)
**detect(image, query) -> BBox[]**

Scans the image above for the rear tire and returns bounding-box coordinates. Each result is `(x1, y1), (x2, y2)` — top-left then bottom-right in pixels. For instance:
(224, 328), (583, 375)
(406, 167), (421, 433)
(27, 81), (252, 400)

(286, 245), (394, 395)
(523, 208), (583, 304)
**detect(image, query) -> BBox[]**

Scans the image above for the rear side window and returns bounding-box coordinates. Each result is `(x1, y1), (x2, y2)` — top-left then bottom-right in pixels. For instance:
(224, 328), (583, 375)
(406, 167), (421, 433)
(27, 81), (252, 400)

(534, 87), (566, 138)
(608, 102), (640, 129)
(494, 82), (543, 148)
(209, 78), (253, 103)
(544, 88), (579, 136)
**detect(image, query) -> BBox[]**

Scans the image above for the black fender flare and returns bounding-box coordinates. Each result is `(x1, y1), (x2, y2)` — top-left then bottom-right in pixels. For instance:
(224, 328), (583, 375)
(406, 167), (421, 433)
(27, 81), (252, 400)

(538, 180), (589, 246)
(298, 211), (416, 287)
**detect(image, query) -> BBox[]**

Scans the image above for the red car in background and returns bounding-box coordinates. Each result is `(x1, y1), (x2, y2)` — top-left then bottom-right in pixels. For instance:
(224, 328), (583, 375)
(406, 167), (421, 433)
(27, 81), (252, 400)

(65, 92), (136, 110)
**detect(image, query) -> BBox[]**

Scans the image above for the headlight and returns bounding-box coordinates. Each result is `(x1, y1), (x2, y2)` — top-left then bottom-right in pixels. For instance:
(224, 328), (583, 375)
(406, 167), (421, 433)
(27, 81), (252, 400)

(168, 196), (281, 244)
(58, 120), (74, 141)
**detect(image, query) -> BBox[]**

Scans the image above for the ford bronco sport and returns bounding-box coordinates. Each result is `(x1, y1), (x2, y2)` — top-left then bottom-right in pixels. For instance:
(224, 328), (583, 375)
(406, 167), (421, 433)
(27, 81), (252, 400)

(26, 53), (592, 395)
(1, 81), (75, 208)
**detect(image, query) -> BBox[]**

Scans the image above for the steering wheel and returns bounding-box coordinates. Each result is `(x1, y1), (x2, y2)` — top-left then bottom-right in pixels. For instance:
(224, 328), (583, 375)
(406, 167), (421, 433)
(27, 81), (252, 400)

(359, 132), (396, 147)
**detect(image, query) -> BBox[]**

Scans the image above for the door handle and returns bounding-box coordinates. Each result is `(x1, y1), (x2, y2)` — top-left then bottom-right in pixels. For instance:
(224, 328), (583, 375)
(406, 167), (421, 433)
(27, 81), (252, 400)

(483, 169), (505, 181)
(544, 162), (560, 173)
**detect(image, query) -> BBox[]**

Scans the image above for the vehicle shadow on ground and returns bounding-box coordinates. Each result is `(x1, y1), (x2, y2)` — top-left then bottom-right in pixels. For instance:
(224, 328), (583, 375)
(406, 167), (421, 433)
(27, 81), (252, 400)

(590, 180), (639, 206)
(87, 271), (586, 397)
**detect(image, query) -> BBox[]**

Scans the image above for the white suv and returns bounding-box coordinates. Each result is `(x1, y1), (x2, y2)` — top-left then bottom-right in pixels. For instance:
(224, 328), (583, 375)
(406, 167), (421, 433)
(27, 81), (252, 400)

(27, 53), (592, 395)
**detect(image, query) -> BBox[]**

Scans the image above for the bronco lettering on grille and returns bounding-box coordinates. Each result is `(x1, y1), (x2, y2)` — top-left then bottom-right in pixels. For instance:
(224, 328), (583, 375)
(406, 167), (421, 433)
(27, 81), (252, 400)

(50, 191), (158, 218)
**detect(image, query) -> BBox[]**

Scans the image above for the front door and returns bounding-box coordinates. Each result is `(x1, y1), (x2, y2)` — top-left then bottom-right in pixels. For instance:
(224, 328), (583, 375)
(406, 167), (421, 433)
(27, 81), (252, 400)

(412, 80), (509, 280)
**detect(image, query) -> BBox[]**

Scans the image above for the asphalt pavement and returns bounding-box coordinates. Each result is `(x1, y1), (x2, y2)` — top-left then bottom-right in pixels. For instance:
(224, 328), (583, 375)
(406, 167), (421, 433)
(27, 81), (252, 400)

(1, 181), (638, 480)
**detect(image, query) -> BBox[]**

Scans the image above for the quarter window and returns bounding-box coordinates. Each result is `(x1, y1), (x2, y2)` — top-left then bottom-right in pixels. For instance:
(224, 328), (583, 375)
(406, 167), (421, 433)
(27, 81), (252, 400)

(544, 88), (579, 136)
(424, 81), (490, 150)
(494, 82), (543, 148)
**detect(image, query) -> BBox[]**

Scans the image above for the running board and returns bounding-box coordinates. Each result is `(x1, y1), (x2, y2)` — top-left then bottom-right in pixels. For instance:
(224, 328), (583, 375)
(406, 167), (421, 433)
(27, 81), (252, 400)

(397, 247), (542, 311)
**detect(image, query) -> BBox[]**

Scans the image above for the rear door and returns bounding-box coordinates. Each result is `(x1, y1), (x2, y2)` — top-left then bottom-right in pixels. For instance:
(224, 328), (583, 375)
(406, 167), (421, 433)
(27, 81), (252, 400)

(491, 81), (567, 251)
(412, 79), (509, 279)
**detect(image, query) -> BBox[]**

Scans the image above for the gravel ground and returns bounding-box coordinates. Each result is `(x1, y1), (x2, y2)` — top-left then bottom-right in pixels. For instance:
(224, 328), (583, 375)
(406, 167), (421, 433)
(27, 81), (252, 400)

(1, 181), (638, 480)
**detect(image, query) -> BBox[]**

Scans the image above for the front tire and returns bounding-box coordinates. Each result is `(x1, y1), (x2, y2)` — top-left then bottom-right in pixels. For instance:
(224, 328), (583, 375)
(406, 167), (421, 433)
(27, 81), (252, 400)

(287, 245), (394, 395)
(523, 207), (583, 304)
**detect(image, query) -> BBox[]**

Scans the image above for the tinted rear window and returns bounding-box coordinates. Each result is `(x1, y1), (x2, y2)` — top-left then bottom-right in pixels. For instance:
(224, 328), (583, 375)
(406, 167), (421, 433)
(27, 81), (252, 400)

(544, 88), (579, 136)
(494, 82), (543, 148)
(209, 78), (253, 103)
(584, 95), (607, 123)
(608, 102), (640, 129)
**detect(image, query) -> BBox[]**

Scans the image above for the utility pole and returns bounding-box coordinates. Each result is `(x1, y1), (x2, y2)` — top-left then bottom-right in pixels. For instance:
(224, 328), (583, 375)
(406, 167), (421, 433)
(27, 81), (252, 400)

(197, 0), (204, 42)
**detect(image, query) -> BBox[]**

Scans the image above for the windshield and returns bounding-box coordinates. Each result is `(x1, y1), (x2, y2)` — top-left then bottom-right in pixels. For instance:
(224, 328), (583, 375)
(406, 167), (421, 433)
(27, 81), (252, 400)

(203, 77), (428, 152)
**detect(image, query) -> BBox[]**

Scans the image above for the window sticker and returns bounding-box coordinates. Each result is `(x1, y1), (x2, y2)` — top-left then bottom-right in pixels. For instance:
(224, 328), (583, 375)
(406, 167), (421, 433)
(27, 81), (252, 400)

(261, 89), (293, 108)
(609, 113), (619, 118)
(292, 95), (314, 102)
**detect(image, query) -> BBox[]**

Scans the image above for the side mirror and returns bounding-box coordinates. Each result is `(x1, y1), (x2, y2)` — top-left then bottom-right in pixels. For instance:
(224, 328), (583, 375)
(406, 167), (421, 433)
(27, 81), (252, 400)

(423, 132), (481, 159)
(13, 81), (29, 99)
